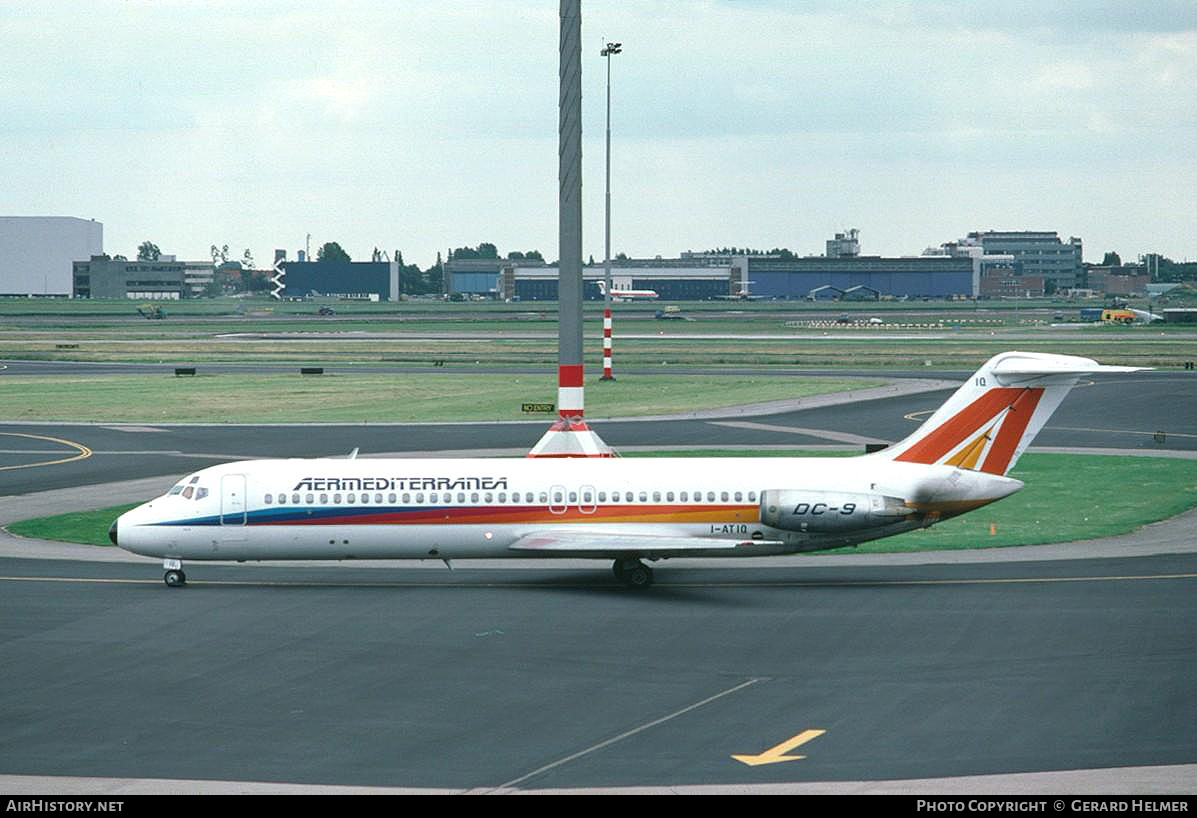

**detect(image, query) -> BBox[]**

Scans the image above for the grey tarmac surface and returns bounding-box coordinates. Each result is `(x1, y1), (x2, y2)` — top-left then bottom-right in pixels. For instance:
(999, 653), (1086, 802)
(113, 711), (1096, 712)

(1, 554), (1196, 791)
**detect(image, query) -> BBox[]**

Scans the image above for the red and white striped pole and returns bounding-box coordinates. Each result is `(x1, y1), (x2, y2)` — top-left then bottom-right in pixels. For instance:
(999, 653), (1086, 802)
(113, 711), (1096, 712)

(557, 363), (584, 419)
(600, 308), (614, 380)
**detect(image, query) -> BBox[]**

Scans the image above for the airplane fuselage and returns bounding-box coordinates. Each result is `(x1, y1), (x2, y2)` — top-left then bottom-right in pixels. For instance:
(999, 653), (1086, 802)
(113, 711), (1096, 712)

(115, 455), (1021, 563)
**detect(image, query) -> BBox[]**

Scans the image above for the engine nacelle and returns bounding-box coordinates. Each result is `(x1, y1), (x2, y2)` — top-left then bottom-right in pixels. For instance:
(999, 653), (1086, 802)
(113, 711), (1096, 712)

(759, 490), (912, 533)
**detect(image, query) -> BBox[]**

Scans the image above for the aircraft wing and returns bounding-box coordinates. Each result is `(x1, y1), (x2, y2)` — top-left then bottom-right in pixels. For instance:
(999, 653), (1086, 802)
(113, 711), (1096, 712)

(509, 530), (756, 556)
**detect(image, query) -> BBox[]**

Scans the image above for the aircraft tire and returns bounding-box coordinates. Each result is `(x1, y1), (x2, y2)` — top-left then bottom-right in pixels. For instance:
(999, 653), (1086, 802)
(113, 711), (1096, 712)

(622, 562), (653, 589)
(164, 570), (186, 588)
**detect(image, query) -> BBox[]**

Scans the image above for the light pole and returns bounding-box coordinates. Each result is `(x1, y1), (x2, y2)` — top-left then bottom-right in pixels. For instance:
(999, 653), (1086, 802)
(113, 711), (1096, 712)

(600, 40), (621, 381)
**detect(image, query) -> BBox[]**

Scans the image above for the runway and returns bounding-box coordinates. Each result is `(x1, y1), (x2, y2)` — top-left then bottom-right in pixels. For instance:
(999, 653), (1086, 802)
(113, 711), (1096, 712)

(1, 366), (1195, 793)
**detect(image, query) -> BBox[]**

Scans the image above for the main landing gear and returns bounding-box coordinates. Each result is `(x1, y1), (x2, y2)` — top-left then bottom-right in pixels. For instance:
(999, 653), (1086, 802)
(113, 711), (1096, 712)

(163, 559), (186, 588)
(612, 557), (653, 588)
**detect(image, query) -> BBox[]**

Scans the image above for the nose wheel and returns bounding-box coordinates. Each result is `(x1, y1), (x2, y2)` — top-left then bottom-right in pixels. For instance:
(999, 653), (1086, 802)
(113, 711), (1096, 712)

(612, 558), (653, 588)
(163, 559), (186, 588)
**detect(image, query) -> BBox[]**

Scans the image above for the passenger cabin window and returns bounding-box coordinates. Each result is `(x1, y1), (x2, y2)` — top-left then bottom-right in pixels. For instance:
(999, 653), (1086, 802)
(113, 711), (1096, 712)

(294, 493), (301, 505)
(264, 494), (273, 504)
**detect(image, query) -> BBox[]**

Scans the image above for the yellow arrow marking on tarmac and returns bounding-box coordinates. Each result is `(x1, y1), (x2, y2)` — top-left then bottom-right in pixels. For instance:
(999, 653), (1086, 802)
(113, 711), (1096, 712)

(732, 729), (826, 766)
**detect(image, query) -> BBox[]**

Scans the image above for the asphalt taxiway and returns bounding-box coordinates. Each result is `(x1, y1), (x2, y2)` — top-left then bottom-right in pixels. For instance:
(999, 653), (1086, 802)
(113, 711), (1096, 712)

(1, 553), (1195, 792)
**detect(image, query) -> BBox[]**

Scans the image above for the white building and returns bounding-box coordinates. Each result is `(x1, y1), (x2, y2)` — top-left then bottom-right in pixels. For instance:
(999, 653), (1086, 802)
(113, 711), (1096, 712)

(0, 217), (104, 296)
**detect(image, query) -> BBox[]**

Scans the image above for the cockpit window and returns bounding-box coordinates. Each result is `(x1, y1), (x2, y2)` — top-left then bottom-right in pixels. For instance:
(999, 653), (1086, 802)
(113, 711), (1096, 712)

(168, 485), (184, 495)
(189, 476), (200, 484)
(196, 487), (209, 500)
(182, 486), (194, 499)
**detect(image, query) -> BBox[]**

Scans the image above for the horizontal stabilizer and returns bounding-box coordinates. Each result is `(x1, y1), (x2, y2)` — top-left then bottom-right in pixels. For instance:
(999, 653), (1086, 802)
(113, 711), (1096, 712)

(510, 530), (749, 555)
(991, 354), (1146, 380)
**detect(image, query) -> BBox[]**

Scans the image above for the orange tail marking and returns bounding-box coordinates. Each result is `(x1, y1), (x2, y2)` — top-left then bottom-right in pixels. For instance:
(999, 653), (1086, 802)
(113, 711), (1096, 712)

(895, 388), (1025, 466)
(979, 388), (1044, 475)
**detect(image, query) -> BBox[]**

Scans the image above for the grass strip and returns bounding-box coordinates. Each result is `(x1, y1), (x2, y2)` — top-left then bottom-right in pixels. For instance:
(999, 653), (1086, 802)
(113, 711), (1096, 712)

(0, 374), (880, 423)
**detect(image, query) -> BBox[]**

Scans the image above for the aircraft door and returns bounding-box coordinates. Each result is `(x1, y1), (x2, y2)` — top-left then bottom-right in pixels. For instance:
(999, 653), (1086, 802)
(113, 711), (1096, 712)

(579, 485), (596, 515)
(549, 484), (567, 515)
(221, 474), (247, 526)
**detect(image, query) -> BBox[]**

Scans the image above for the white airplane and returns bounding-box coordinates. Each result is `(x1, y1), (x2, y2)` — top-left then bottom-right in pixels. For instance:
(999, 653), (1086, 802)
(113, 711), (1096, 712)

(595, 279), (658, 301)
(112, 352), (1141, 588)
(1128, 307), (1164, 324)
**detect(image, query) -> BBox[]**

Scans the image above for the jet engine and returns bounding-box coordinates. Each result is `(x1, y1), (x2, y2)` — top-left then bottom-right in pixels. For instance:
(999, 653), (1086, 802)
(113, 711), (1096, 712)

(759, 490), (912, 533)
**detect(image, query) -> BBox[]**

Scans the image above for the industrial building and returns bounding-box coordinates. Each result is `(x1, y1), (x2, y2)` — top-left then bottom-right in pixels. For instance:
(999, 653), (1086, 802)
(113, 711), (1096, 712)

(442, 232), (977, 301)
(0, 216), (103, 296)
(507, 261), (733, 301)
(738, 254), (973, 299)
(72, 257), (214, 300)
(965, 231), (1083, 291)
(444, 257), (544, 298)
(276, 260), (400, 301)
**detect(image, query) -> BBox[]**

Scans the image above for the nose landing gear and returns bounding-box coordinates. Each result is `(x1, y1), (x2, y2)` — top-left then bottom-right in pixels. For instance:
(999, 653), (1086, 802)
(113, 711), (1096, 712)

(612, 557), (653, 588)
(163, 559), (186, 588)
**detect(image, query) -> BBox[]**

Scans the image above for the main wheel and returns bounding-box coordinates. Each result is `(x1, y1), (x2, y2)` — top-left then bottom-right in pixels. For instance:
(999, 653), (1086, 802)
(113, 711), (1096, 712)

(621, 561), (653, 589)
(164, 569), (186, 588)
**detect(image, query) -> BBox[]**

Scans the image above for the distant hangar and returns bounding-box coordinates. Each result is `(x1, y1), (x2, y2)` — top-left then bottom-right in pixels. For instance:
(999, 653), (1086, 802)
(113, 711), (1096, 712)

(471, 254), (974, 301)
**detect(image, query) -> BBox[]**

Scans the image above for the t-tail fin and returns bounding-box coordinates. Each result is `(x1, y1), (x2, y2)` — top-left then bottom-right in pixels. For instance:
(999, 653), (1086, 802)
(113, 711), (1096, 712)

(875, 352), (1144, 476)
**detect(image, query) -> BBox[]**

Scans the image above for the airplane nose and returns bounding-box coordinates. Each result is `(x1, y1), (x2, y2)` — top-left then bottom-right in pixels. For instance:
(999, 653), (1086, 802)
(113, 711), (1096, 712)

(108, 519), (118, 546)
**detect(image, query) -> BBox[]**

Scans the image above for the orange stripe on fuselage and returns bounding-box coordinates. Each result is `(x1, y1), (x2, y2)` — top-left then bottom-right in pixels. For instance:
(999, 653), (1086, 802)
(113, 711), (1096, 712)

(894, 388), (1025, 466)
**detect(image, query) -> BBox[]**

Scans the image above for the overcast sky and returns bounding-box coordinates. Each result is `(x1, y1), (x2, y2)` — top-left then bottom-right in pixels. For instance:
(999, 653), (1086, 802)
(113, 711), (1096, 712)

(2, 1), (1195, 267)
